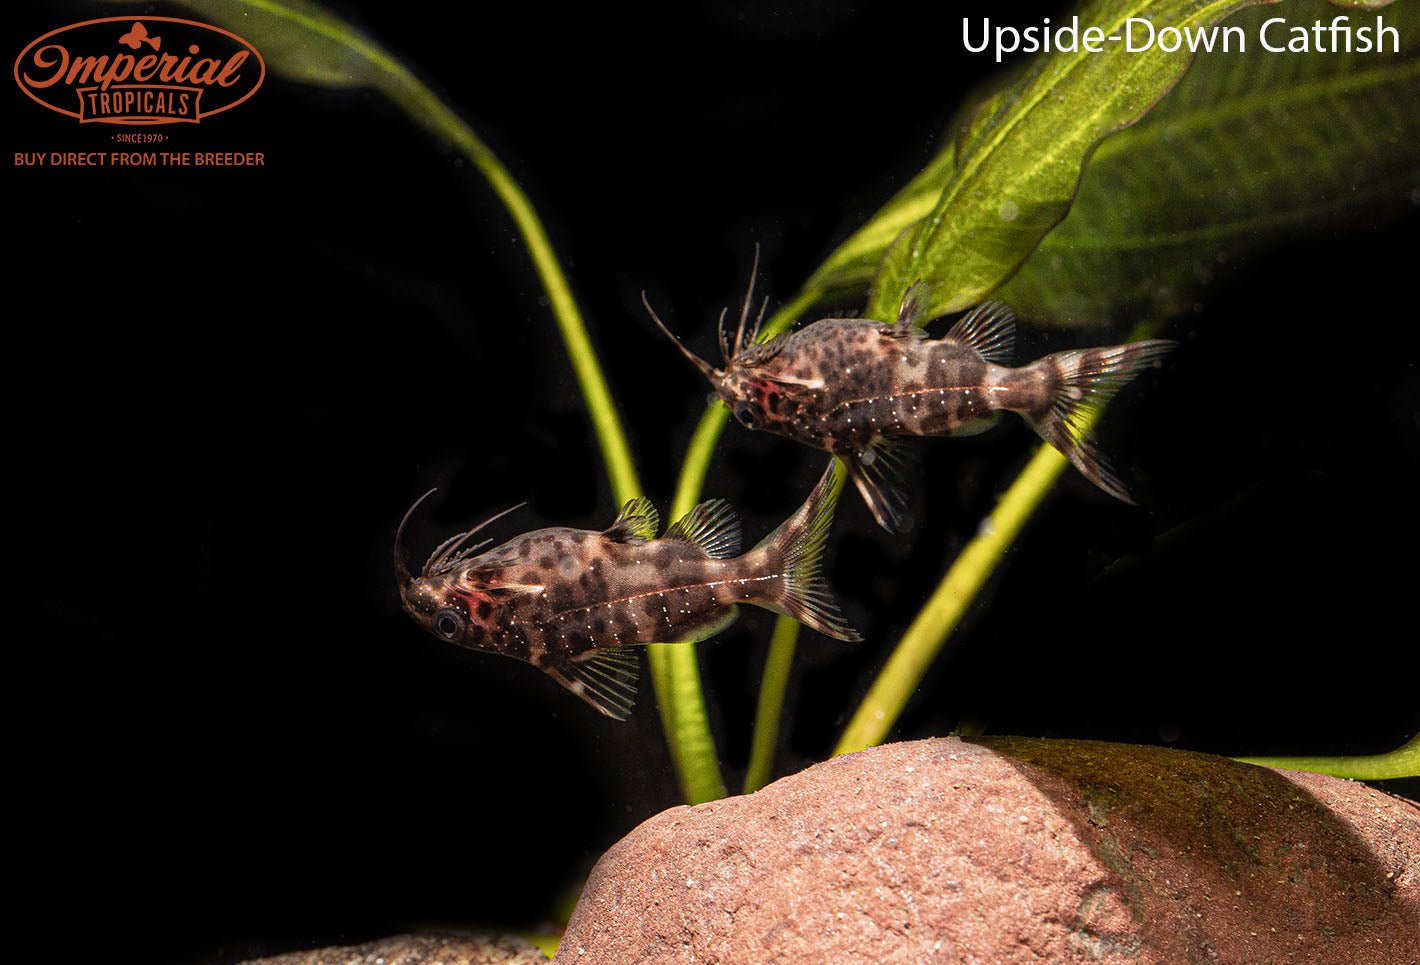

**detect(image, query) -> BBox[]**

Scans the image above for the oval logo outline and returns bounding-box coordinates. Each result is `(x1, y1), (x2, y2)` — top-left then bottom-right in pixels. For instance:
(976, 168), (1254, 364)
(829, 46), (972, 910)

(13, 16), (266, 124)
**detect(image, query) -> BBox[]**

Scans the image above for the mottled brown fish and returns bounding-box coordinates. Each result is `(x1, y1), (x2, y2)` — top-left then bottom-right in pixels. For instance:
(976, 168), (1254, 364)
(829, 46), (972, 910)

(646, 268), (1174, 532)
(396, 464), (860, 719)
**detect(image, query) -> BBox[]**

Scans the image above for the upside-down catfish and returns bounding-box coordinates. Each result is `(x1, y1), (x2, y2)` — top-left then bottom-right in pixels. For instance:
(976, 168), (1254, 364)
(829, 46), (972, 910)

(396, 464), (859, 719)
(646, 265), (1175, 532)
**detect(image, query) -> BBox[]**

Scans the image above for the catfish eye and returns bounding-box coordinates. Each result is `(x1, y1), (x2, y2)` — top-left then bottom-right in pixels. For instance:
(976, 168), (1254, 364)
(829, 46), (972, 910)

(434, 608), (465, 640)
(734, 403), (761, 428)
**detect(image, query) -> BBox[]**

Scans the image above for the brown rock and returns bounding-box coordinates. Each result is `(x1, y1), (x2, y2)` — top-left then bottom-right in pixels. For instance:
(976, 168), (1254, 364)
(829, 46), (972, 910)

(559, 737), (1419, 964)
(243, 931), (548, 965)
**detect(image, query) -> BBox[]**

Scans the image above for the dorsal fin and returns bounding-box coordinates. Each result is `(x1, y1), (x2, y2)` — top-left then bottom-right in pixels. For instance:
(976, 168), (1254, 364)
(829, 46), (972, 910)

(604, 497), (659, 543)
(897, 280), (933, 328)
(664, 499), (742, 559)
(943, 300), (1016, 364)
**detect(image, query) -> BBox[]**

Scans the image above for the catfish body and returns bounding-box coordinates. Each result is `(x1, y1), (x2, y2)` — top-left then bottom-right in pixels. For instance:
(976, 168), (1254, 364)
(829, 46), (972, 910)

(397, 464), (858, 719)
(647, 278), (1174, 532)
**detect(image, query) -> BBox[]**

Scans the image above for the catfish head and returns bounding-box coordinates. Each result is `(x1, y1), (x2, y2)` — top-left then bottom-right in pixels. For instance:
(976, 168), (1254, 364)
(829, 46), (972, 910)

(395, 491), (530, 652)
(642, 248), (819, 436)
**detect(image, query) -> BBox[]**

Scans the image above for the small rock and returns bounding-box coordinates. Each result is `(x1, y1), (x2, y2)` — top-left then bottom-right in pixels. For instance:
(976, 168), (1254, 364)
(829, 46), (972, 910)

(243, 931), (547, 965)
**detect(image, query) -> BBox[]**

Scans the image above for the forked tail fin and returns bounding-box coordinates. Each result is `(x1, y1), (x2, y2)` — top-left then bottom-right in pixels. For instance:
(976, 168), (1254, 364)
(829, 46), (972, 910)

(754, 461), (862, 642)
(1025, 340), (1176, 503)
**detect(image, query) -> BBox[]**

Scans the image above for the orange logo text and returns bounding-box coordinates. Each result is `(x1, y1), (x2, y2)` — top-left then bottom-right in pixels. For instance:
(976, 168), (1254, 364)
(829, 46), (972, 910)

(14, 17), (265, 124)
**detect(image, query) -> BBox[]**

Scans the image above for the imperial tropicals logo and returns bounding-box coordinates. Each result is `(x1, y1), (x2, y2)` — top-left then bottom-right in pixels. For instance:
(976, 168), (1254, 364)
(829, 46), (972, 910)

(14, 17), (265, 124)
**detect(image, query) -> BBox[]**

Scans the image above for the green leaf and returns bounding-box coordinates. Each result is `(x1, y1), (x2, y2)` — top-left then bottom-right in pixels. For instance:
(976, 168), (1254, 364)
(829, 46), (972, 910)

(1000, 0), (1420, 324)
(867, 0), (1284, 322)
(166, 0), (390, 87)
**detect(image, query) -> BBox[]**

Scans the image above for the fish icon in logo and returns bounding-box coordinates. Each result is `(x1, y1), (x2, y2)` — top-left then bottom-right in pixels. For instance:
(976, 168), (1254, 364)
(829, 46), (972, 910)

(118, 22), (161, 51)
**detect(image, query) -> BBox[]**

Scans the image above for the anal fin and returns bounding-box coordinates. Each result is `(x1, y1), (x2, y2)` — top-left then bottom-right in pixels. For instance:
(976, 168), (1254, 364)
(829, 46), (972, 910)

(843, 439), (915, 534)
(947, 412), (1001, 438)
(675, 604), (740, 644)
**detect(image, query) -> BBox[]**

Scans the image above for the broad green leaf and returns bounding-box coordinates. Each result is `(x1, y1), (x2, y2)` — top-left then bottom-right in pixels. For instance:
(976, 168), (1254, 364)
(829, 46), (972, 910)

(868, 0), (1282, 321)
(1000, 0), (1420, 324)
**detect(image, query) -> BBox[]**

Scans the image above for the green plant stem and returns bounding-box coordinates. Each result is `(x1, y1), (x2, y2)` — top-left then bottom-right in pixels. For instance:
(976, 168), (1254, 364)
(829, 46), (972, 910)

(393, 87), (640, 505)
(834, 317), (1160, 756)
(648, 284), (825, 805)
(835, 443), (1071, 756)
(744, 615), (803, 794)
(223, 0), (643, 505)
(518, 931), (562, 959)
(1234, 733), (1420, 781)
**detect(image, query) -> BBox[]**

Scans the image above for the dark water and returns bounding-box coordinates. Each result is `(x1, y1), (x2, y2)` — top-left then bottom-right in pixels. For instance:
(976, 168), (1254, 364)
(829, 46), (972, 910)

(9, 1), (1417, 961)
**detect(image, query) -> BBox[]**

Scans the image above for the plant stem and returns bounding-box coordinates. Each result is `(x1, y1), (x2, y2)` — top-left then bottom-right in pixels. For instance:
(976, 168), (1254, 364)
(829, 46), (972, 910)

(649, 284), (826, 804)
(744, 615), (803, 794)
(834, 443), (1071, 756)
(389, 85), (640, 505)
(224, 0), (644, 504)
(1234, 733), (1420, 781)
(834, 318), (1161, 756)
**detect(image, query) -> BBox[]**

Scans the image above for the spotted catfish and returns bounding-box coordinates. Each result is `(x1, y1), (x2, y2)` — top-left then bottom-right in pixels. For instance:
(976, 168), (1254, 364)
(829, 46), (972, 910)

(396, 464), (859, 719)
(646, 270), (1174, 532)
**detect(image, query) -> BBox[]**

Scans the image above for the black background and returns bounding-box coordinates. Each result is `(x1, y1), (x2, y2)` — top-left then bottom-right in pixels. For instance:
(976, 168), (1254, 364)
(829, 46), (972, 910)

(9, 2), (1417, 962)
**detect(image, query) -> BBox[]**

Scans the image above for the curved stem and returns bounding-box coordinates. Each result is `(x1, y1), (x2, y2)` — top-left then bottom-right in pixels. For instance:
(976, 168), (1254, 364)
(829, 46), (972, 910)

(835, 443), (1070, 756)
(384, 74), (641, 504)
(649, 284), (826, 804)
(744, 615), (803, 794)
(835, 319), (1160, 756)
(209, 0), (643, 505)
(1234, 733), (1420, 781)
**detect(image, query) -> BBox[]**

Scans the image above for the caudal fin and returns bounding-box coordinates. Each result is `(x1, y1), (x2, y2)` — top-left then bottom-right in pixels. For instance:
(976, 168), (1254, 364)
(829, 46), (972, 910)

(754, 461), (862, 642)
(1026, 340), (1176, 503)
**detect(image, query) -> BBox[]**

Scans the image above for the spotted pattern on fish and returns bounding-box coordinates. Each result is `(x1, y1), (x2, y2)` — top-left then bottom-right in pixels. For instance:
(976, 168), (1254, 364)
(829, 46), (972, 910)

(646, 274), (1174, 532)
(396, 463), (859, 719)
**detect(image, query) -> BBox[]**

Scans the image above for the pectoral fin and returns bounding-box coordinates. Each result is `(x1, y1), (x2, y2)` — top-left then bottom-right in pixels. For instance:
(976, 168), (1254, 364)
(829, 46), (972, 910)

(762, 372), (825, 390)
(546, 648), (640, 720)
(843, 440), (914, 534)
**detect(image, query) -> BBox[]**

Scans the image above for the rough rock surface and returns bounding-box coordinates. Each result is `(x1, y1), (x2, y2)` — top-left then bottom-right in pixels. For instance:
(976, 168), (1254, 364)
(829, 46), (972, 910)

(243, 931), (548, 964)
(558, 737), (1419, 964)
